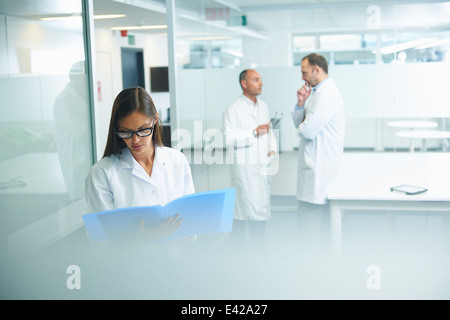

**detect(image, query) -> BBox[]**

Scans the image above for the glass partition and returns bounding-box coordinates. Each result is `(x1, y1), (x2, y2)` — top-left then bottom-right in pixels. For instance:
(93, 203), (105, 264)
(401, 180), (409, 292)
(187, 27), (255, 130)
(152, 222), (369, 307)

(244, 1), (450, 153)
(170, 0), (245, 192)
(0, 0), (94, 252)
(168, 0), (450, 197)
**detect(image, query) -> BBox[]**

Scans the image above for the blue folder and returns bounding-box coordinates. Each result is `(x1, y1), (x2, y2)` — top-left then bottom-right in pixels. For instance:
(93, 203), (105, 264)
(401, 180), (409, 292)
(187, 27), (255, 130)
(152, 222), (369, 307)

(82, 188), (236, 243)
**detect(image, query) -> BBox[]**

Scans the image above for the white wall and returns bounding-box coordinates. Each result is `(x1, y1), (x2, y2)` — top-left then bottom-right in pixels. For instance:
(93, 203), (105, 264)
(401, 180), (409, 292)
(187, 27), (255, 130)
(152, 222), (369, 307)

(334, 63), (450, 119)
(176, 62), (450, 152)
(237, 31), (450, 151)
(242, 30), (293, 68)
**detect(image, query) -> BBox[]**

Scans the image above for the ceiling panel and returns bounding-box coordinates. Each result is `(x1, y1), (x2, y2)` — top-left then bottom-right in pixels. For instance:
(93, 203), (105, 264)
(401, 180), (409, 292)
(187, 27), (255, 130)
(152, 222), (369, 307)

(3, 0), (448, 35)
(92, 0), (166, 32)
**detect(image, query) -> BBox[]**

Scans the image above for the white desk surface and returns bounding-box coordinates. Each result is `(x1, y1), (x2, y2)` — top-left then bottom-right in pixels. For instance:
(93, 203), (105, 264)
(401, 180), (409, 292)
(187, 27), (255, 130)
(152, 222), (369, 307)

(0, 152), (67, 196)
(327, 152), (450, 202)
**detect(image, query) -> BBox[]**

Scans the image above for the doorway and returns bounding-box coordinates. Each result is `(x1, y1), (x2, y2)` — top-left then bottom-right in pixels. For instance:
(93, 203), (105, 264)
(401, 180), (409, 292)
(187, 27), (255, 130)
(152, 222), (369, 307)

(121, 47), (145, 89)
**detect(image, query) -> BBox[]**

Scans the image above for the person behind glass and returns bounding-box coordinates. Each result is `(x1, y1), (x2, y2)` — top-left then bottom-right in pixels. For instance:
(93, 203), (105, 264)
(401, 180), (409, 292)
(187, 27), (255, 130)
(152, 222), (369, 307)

(291, 53), (345, 251)
(291, 53), (345, 206)
(85, 87), (195, 241)
(223, 69), (278, 250)
(53, 61), (91, 201)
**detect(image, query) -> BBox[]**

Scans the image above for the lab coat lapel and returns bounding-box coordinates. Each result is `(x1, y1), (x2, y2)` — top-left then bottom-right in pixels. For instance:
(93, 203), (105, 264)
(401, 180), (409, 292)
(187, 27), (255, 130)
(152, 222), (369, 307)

(306, 79), (329, 111)
(148, 146), (168, 205)
(242, 95), (258, 123)
(150, 146), (167, 182)
(120, 147), (153, 184)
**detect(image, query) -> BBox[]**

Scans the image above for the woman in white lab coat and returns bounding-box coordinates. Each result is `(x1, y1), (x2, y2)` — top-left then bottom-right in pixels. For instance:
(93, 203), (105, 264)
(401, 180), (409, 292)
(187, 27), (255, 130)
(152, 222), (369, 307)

(85, 87), (195, 216)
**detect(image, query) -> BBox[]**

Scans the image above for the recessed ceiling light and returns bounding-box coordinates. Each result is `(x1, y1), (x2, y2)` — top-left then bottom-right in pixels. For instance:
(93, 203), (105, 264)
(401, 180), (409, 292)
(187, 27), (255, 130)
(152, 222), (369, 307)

(188, 36), (233, 40)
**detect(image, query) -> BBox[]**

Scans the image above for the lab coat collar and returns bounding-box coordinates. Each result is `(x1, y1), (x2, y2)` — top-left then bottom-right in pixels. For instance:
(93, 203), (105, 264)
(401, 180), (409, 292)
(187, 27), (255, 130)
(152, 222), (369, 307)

(313, 77), (332, 94)
(118, 144), (167, 183)
(241, 94), (260, 108)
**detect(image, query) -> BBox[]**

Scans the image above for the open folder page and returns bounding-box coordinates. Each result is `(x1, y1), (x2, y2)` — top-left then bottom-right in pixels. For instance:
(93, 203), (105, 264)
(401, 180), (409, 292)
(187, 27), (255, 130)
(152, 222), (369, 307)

(82, 188), (236, 243)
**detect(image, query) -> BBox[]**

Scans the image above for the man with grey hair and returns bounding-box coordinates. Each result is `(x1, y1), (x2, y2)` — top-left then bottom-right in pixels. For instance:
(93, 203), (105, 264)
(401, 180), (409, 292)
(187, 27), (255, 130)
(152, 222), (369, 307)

(224, 68), (278, 249)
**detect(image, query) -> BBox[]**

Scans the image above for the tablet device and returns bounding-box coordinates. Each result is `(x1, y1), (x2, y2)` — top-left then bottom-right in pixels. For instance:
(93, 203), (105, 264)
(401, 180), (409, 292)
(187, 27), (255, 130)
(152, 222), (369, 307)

(390, 184), (427, 195)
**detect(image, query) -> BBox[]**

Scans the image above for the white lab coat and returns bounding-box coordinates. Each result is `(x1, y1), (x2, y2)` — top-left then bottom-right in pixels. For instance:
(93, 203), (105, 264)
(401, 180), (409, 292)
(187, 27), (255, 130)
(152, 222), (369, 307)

(291, 78), (345, 204)
(54, 81), (91, 200)
(224, 95), (278, 221)
(85, 145), (195, 214)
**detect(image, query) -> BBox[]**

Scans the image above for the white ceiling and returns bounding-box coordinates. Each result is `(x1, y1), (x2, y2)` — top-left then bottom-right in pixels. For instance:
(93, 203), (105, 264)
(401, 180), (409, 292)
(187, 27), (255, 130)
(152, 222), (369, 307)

(1, 0), (449, 35)
(92, 0), (166, 30)
(90, 0), (450, 35)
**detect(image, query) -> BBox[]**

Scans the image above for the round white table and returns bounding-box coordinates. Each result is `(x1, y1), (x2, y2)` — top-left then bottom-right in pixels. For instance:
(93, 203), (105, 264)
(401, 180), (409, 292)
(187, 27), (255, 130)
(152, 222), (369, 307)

(387, 120), (439, 152)
(386, 120), (438, 129)
(395, 130), (450, 152)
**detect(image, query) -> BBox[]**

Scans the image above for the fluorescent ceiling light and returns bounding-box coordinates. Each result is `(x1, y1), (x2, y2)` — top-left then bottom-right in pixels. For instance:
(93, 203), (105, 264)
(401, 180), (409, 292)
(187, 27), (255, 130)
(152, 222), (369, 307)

(380, 38), (437, 55)
(415, 37), (450, 49)
(94, 14), (126, 20)
(111, 25), (167, 30)
(41, 14), (126, 21)
(40, 15), (81, 21)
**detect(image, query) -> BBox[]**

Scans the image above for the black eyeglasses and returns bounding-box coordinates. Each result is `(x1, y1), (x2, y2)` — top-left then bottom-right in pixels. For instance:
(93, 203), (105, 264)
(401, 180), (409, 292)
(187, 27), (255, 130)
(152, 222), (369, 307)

(115, 126), (154, 139)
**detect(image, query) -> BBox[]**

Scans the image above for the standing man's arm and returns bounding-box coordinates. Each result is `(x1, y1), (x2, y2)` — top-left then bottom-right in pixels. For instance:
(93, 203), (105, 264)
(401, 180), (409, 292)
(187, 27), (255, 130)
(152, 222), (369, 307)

(291, 82), (311, 128)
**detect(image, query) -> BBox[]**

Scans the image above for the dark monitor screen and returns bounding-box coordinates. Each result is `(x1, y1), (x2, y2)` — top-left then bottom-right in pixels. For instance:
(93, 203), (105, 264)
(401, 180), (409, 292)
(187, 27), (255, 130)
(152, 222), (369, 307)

(150, 66), (169, 92)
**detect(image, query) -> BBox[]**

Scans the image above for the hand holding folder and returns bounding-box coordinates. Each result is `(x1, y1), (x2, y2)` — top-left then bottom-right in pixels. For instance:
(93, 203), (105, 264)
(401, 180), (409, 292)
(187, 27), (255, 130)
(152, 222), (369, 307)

(136, 214), (182, 242)
(82, 188), (236, 243)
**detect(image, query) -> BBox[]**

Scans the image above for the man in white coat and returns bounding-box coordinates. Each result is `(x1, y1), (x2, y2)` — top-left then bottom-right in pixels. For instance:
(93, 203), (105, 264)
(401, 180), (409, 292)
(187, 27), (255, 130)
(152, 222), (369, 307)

(291, 54), (345, 251)
(291, 53), (345, 206)
(224, 69), (278, 248)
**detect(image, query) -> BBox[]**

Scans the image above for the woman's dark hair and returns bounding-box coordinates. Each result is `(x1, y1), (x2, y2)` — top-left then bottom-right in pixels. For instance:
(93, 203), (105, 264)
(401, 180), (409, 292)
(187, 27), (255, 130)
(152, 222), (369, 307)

(302, 53), (328, 74)
(103, 86), (163, 157)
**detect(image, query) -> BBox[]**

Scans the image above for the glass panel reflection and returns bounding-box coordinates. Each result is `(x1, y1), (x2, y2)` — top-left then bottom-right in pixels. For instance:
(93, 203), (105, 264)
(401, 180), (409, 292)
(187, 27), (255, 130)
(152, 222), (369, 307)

(0, 0), (93, 251)
(173, 0), (243, 192)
